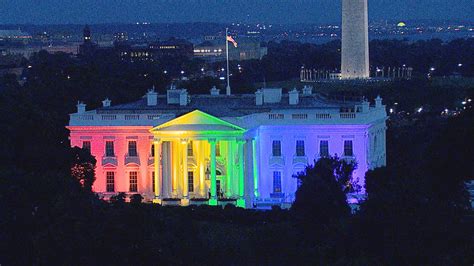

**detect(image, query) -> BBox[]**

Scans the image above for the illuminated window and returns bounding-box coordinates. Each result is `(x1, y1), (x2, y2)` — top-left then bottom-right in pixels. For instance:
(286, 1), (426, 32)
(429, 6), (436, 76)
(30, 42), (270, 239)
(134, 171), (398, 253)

(82, 141), (91, 152)
(320, 140), (329, 157)
(273, 171), (282, 193)
(272, 140), (282, 157)
(105, 141), (115, 157)
(344, 140), (353, 157)
(128, 141), (137, 157)
(296, 140), (305, 156)
(188, 171), (194, 192)
(129, 171), (138, 192)
(106, 172), (115, 192)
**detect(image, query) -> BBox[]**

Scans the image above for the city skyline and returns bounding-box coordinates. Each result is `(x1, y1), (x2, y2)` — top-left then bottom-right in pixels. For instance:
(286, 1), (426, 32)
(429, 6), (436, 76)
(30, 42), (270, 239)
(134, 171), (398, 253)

(1, 0), (473, 25)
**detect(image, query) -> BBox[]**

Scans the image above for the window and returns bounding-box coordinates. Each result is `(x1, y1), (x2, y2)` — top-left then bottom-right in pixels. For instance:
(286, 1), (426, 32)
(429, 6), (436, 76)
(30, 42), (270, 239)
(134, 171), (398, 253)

(215, 142), (221, 157)
(129, 171), (138, 192)
(151, 144), (155, 157)
(151, 171), (155, 192)
(105, 141), (115, 157)
(273, 171), (282, 193)
(320, 140), (329, 157)
(128, 141), (137, 157)
(188, 171), (194, 192)
(82, 141), (91, 152)
(296, 140), (305, 156)
(188, 141), (193, 157)
(106, 172), (115, 192)
(272, 140), (282, 157)
(344, 140), (353, 157)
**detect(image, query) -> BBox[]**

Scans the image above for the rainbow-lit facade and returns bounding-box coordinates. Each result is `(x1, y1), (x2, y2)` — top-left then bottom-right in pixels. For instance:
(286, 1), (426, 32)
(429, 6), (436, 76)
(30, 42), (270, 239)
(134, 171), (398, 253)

(68, 86), (387, 208)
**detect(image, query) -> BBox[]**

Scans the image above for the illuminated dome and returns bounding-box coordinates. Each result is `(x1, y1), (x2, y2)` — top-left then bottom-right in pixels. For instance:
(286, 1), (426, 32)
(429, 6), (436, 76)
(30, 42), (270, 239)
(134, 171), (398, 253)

(397, 22), (407, 27)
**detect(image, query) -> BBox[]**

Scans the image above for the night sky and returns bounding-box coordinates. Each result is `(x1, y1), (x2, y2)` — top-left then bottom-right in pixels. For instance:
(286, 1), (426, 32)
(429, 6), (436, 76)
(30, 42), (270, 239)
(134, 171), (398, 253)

(0, 0), (472, 24)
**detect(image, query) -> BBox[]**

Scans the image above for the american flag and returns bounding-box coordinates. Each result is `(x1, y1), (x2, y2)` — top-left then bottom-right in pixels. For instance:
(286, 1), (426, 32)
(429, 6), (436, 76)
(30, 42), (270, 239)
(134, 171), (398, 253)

(226, 35), (238, 48)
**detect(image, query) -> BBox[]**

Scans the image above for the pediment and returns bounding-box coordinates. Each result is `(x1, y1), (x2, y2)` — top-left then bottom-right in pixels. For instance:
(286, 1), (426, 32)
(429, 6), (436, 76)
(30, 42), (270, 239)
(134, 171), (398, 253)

(150, 110), (245, 133)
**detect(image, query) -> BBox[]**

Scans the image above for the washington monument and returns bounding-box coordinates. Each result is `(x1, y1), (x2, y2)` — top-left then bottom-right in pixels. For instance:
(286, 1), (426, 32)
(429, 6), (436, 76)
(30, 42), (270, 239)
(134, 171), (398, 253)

(341, 0), (370, 79)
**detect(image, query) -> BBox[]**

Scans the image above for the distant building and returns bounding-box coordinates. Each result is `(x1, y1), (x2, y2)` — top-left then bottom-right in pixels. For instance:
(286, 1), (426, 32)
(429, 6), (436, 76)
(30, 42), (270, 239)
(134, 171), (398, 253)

(68, 86), (387, 208)
(119, 39), (193, 62)
(78, 25), (99, 57)
(114, 32), (129, 44)
(0, 30), (32, 44)
(194, 37), (267, 62)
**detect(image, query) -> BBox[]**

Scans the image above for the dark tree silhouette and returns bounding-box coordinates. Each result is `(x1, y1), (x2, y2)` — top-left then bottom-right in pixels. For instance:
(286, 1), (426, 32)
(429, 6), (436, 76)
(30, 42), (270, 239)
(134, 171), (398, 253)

(69, 147), (96, 192)
(291, 156), (356, 223)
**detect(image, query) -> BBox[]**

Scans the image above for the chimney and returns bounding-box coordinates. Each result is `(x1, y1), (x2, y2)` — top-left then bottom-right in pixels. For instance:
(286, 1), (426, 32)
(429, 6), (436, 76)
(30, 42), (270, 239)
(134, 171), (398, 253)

(362, 98), (370, 113)
(255, 90), (263, 106)
(262, 88), (282, 103)
(147, 87), (158, 106)
(289, 88), (299, 105)
(375, 95), (383, 108)
(179, 89), (188, 106)
(210, 86), (220, 96)
(102, 98), (111, 107)
(77, 101), (86, 113)
(302, 85), (313, 96)
(166, 84), (180, 104)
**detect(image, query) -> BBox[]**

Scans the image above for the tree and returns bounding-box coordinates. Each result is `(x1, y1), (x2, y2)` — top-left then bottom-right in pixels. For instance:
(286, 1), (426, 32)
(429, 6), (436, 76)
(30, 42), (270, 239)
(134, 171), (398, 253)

(110, 192), (127, 206)
(69, 147), (96, 192)
(130, 194), (143, 206)
(291, 156), (356, 223)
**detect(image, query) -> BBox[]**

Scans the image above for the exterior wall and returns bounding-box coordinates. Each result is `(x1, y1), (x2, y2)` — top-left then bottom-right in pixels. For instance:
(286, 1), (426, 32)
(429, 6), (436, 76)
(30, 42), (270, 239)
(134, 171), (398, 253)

(341, 0), (370, 79)
(69, 127), (155, 200)
(367, 121), (387, 169)
(255, 124), (373, 202)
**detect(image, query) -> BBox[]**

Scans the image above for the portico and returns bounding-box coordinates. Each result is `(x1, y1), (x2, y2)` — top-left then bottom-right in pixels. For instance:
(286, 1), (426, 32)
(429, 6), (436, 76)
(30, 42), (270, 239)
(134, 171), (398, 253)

(149, 110), (247, 207)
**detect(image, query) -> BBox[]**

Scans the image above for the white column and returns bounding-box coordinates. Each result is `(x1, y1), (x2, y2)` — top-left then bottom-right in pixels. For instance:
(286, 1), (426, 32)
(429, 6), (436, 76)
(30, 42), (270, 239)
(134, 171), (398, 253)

(209, 138), (218, 206)
(181, 139), (189, 206)
(172, 140), (178, 197)
(199, 141), (206, 197)
(225, 141), (233, 197)
(236, 140), (246, 208)
(153, 138), (162, 204)
(162, 141), (171, 198)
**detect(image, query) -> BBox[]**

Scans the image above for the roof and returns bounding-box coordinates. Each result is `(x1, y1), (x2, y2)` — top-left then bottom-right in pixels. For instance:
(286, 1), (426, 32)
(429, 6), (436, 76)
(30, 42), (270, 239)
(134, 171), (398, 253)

(98, 93), (359, 118)
(150, 110), (245, 137)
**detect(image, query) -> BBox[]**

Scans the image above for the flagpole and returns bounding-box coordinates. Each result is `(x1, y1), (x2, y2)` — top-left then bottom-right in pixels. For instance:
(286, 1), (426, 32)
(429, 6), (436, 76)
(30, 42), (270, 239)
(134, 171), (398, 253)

(225, 27), (231, 96)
